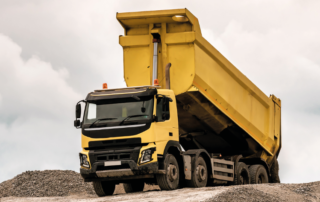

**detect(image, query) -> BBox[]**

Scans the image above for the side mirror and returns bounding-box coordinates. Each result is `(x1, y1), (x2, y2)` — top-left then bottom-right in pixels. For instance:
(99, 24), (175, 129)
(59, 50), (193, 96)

(141, 107), (146, 113)
(74, 120), (80, 127)
(76, 104), (81, 119)
(167, 97), (173, 102)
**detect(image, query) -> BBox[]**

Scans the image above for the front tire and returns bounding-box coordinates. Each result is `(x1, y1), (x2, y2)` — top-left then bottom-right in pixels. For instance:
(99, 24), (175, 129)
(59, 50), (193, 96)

(156, 154), (180, 190)
(187, 156), (208, 187)
(123, 181), (145, 193)
(92, 181), (115, 197)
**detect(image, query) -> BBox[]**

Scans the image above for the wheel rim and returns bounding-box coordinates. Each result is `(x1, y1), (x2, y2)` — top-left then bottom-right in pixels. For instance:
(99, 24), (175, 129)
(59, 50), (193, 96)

(197, 165), (206, 182)
(167, 164), (178, 182)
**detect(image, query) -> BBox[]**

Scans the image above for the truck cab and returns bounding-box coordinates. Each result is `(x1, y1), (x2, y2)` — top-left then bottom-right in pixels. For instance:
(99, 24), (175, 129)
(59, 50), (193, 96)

(76, 86), (183, 195)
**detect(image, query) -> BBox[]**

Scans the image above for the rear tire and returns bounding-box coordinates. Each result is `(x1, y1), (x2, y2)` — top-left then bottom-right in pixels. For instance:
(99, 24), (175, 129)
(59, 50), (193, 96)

(92, 181), (115, 197)
(231, 162), (250, 185)
(123, 181), (145, 193)
(187, 156), (208, 187)
(156, 154), (180, 190)
(249, 164), (269, 184)
(270, 158), (280, 183)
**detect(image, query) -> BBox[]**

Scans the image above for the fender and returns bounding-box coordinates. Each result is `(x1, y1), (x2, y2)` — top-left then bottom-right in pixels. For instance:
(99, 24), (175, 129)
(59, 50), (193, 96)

(162, 140), (181, 157)
(158, 140), (181, 170)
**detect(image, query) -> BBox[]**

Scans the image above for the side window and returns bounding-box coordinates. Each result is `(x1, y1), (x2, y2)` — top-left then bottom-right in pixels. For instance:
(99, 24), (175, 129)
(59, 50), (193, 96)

(87, 103), (97, 119)
(156, 97), (170, 121)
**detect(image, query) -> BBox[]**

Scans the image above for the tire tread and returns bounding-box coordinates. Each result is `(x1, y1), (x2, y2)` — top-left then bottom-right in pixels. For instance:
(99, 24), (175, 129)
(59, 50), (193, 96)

(186, 156), (207, 188)
(230, 162), (250, 185)
(123, 181), (145, 193)
(249, 164), (268, 184)
(92, 181), (115, 197)
(156, 154), (179, 190)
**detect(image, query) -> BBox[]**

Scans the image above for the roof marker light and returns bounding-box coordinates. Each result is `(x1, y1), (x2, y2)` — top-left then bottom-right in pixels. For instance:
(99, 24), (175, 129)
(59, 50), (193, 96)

(103, 83), (108, 89)
(172, 15), (189, 22)
(154, 79), (159, 86)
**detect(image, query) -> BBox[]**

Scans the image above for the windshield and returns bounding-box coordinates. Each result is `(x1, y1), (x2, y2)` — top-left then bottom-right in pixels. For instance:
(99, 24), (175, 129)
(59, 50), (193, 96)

(83, 96), (154, 127)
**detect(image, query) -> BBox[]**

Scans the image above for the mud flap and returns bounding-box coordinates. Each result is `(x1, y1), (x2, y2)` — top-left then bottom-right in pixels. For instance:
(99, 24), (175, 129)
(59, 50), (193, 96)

(183, 155), (192, 180)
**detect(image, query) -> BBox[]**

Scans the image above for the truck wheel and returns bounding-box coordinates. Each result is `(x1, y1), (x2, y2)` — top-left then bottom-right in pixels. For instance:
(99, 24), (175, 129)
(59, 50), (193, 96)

(156, 154), (180, 190)
(270, 158), (280, 183)
(249, 164), (268, 184)
(123, 181), (145, 193)
(92, 181), (115, 197)
(231, 162), (250, 185)
(187, 156), (208, 187)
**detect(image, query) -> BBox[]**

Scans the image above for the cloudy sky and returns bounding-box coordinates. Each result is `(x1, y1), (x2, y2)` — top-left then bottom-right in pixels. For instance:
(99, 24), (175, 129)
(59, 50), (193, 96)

(1, 0), (320, 184)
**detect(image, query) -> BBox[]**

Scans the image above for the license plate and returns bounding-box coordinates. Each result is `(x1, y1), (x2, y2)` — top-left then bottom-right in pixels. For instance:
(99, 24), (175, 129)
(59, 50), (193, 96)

(104, 161), (121, 166)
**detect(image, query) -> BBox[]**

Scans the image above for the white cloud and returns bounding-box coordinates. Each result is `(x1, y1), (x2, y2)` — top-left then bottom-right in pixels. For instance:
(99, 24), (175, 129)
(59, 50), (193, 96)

(0, 34), (82, 182)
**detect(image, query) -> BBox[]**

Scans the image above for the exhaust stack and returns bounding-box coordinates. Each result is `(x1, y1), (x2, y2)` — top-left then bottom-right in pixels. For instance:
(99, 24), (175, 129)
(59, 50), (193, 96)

(152, 38), (159, 86)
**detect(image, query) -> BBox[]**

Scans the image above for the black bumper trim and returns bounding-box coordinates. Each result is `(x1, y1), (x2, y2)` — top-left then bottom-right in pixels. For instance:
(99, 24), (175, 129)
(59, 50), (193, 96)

(80, 160), (159, 181)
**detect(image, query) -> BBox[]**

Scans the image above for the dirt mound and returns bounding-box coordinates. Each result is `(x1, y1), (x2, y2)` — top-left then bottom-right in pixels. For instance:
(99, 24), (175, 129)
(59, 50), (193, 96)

(208, 182), (320, 202)
(0, 170), (96, 197)
(0, 170), (159, 198)
(209, 186), (282, 202)
(2, 170), (320, 201)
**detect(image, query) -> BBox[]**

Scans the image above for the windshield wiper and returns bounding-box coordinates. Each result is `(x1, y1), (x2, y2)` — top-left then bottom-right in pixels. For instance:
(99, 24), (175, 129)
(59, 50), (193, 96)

(119, 115), (147, 125)
(89, 118), (117, 128)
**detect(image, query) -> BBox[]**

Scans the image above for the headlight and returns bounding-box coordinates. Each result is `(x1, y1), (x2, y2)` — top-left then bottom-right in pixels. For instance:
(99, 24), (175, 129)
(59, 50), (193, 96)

(140, 148), (156, 164)
(79, 153), (90, 168)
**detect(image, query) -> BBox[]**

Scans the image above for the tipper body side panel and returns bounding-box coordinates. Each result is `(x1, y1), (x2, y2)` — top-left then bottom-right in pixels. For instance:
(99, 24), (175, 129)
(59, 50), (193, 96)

(117, 9), (281, 166)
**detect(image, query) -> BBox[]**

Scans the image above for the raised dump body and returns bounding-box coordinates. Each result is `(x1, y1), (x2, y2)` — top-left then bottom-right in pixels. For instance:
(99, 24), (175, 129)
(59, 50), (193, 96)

(117, 9), (281, 167)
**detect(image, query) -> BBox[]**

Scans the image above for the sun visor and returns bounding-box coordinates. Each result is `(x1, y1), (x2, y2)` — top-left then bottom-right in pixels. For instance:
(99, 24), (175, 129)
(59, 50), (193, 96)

(86, 88), (157, 102)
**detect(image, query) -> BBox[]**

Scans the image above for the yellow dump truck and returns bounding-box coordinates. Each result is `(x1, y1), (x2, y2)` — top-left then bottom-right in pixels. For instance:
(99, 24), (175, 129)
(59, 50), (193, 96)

(74, 9), (281, 196)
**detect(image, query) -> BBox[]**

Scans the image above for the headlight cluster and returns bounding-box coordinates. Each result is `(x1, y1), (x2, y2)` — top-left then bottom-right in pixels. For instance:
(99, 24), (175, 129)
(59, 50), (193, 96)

(79, 153), (90, 168)
(140, 148), (156, 164)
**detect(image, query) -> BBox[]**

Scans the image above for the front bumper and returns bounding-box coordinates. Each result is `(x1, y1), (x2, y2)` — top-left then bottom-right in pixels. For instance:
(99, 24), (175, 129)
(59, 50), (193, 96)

(80, 160), (163, 181)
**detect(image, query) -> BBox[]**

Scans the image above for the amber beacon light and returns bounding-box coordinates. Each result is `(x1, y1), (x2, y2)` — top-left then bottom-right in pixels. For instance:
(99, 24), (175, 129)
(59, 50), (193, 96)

(153, 79), (159, 86)
(103, 83), (108, 89)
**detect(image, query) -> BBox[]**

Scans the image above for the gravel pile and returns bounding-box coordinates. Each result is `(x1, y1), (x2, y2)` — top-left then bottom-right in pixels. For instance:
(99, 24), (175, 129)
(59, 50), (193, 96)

(2, 170), (320, 201)
(208, 182), (320, 202)
(209, 186), (283, 202)
(0, 170), (160, 198)
(0, 170), (96, 198)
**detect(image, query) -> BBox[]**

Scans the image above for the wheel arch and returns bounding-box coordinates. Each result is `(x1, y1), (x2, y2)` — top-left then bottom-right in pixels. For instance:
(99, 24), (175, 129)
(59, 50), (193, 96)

(162, 140), (181, 157)
(160, 141), (185, 183)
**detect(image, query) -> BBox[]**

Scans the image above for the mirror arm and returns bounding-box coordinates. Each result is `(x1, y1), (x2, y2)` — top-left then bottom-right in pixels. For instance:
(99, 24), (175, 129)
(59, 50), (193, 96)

(77, 100), (87, 105)
(156, 94), (173, 102)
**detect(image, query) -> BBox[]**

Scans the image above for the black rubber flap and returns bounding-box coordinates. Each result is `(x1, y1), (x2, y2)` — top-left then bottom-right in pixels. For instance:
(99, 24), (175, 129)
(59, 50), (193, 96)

(86, 88), (157, 102)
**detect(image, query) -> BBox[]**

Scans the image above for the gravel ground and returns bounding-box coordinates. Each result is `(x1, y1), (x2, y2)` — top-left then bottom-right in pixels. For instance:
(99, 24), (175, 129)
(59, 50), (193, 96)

(0, 170), (159, 198)
(1, 170), (320, 201)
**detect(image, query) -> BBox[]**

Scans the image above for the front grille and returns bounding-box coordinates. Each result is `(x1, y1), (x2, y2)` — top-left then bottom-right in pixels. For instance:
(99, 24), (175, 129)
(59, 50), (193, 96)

(97, 153), (131, 161)
(88, 145), (141, 166)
